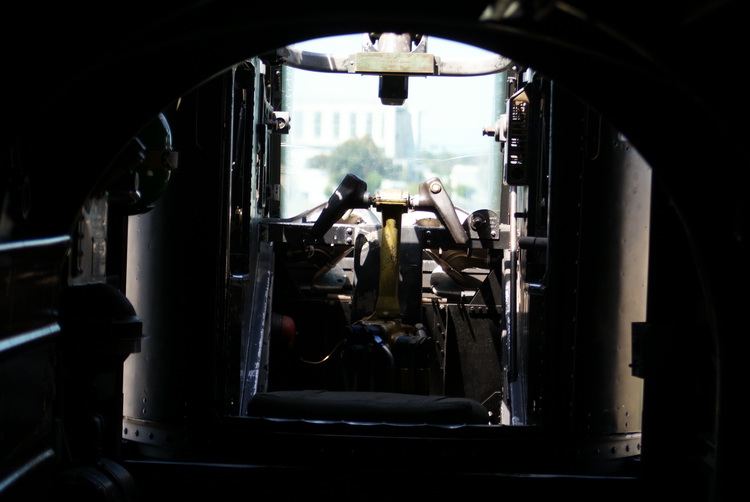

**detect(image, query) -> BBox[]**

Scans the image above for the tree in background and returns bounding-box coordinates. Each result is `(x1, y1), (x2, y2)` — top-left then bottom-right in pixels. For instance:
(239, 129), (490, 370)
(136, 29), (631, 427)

(310, 136), (397, 194)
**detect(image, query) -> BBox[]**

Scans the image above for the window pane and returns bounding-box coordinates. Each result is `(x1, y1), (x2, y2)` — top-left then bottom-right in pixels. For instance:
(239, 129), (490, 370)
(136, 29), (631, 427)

(280, 34), (503, 218)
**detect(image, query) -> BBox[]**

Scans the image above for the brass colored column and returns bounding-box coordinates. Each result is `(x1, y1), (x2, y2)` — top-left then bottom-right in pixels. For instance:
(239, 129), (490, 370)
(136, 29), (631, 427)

(369, 191), (408, 320)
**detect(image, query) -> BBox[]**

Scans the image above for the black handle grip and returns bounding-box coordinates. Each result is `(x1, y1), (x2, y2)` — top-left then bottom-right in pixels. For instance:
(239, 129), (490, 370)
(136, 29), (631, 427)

(306, 174), (369, 245)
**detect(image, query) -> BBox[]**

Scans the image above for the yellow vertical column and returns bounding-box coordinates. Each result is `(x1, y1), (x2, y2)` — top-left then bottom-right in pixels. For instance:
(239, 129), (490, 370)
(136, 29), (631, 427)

(369, 191), (408, 320)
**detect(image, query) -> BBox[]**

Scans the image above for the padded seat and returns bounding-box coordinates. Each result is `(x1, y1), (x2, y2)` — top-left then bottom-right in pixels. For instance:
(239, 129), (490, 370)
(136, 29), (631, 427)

(247, 389), (490, 425)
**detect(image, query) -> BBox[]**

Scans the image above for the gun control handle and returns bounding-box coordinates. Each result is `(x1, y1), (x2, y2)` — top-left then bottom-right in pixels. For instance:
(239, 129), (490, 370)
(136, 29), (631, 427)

(306, 173), (370, 245)
(413, 177), (468, 246)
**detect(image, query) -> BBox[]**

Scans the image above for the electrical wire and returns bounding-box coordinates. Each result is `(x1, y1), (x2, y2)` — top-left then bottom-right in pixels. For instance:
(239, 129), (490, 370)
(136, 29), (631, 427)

(300, 338), (345, 364)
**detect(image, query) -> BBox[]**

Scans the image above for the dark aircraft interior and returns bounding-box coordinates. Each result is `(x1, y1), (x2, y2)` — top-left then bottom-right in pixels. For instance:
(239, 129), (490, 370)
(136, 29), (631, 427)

(1, 1), (746, 501)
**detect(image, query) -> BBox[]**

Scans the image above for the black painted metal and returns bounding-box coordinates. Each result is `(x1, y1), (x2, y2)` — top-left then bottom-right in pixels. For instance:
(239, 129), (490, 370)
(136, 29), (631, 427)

(122, 74), (231, 457)
(2, 2), (744, 501)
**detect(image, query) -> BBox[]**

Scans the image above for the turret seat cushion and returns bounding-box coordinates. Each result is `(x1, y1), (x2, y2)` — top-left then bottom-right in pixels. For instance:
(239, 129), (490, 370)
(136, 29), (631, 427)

(247, 389), (489, 425)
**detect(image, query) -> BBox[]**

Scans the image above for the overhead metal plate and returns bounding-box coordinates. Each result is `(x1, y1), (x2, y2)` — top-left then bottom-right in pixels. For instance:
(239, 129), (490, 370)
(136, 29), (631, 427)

(351, 52), (436, 75)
